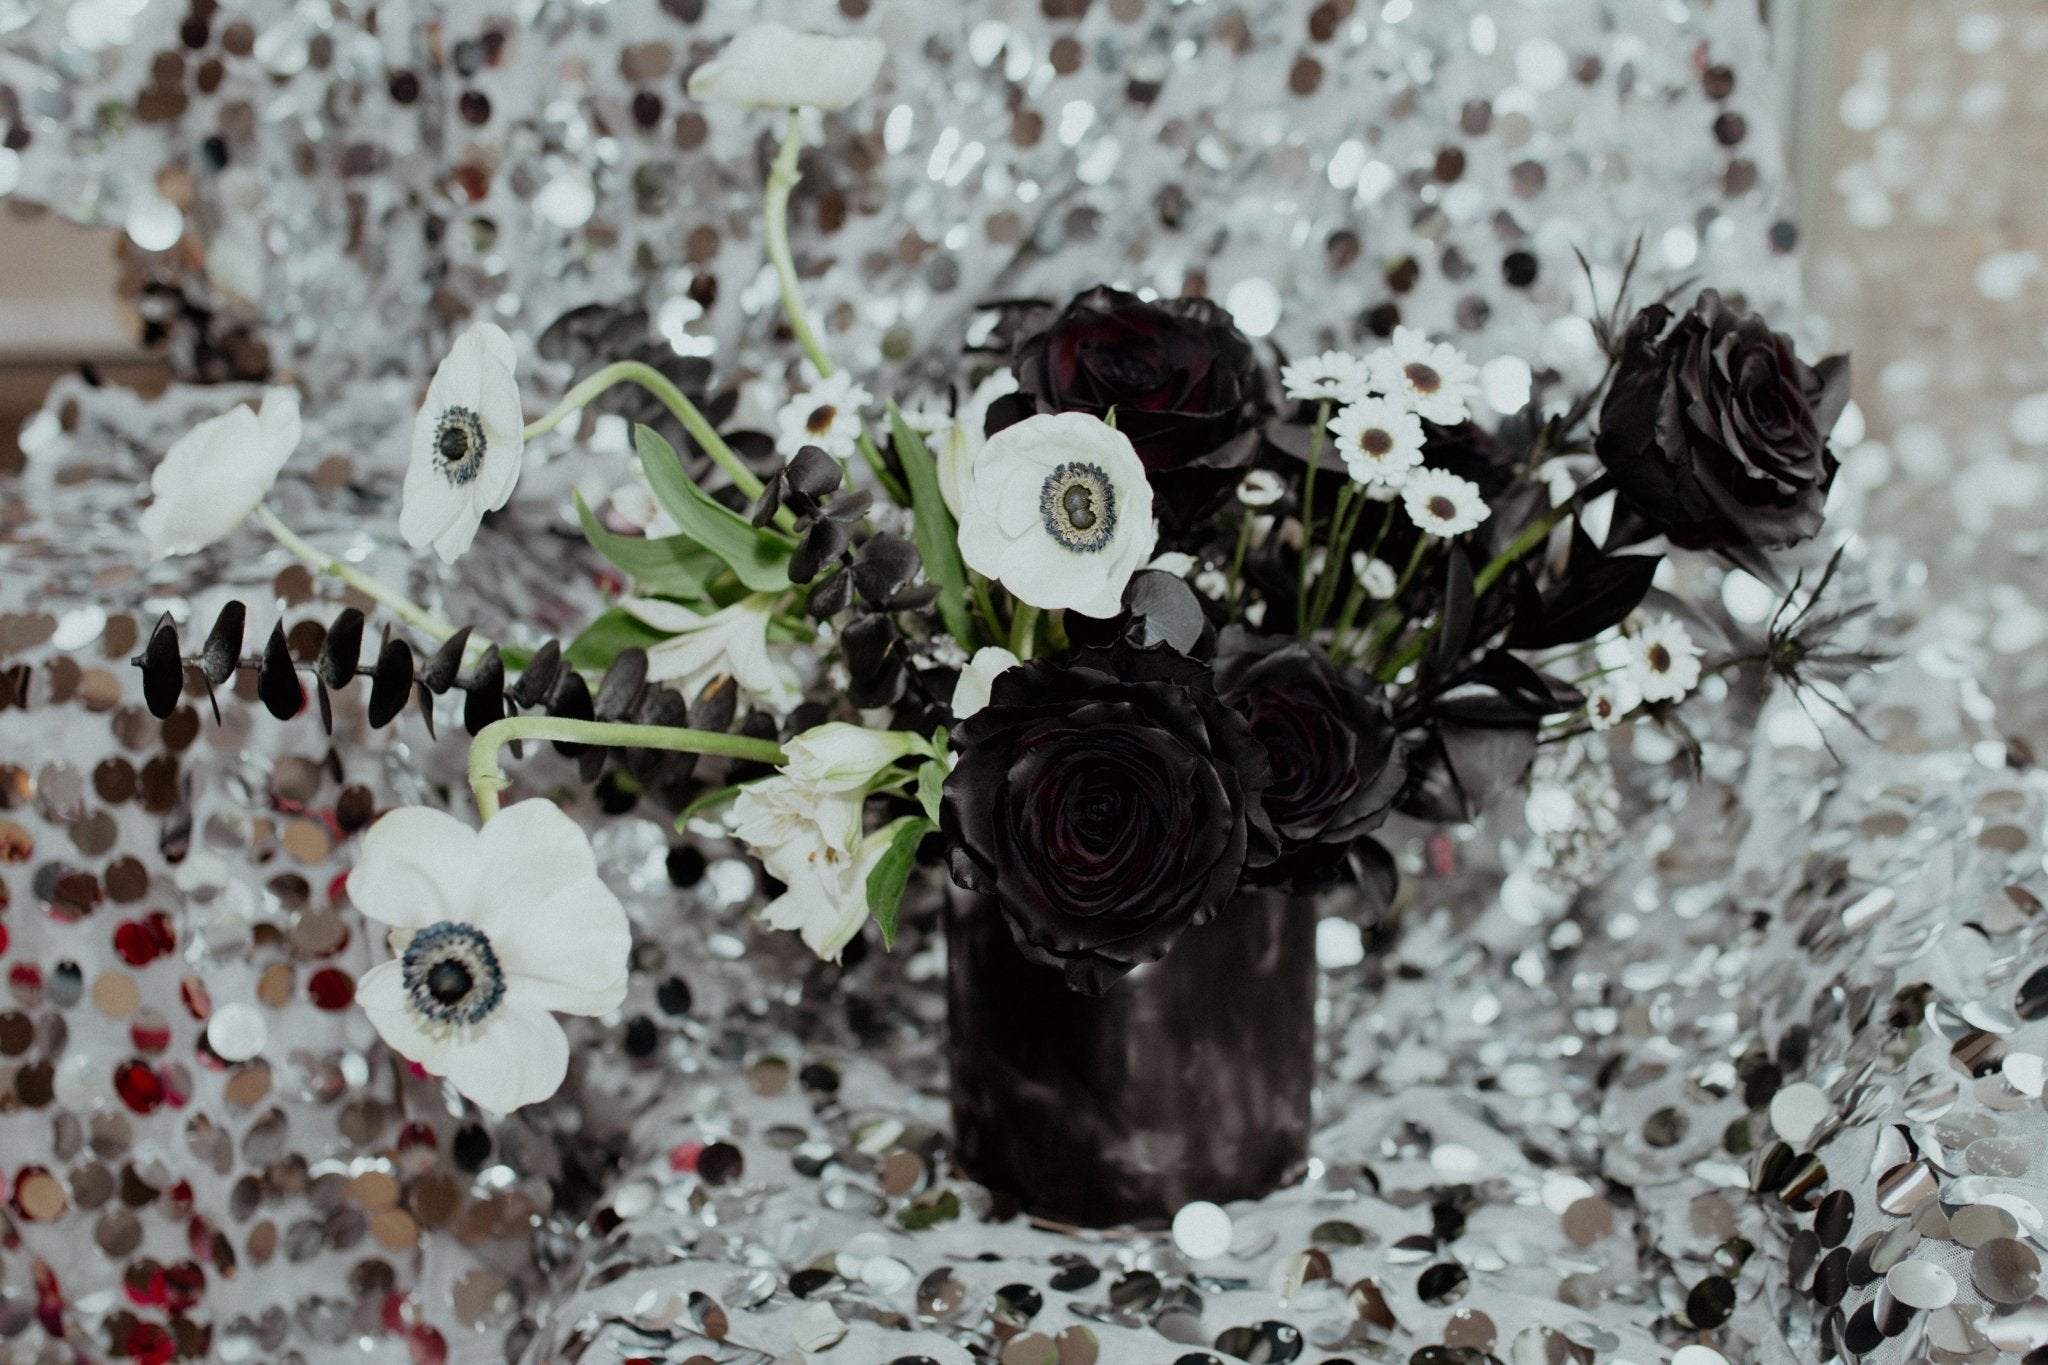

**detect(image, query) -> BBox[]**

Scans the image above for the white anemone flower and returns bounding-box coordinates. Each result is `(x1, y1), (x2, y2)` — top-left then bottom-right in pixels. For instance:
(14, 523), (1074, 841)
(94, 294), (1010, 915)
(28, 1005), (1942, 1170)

(1369, 327), (1480, 425)
(956, 412), (1157, 619)
(775, 371), (873, 461)
(1400, 468), (1491, 537)
(349, 801), (629, 1113)
(140, 387), (302, 558)
(1626, 615), (1703, 703)
(401, 322), (525, 565)
(1329, 397), (1425, 488)
(1280, 350), (1373, 403)
(687, 23), (887, 113)
(621, 594), (803, 714)
(951, 645), (1020, 721)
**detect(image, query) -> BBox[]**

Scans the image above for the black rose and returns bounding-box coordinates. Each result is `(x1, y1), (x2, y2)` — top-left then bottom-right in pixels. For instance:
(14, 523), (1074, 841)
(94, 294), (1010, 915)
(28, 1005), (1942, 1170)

(1596, 291), (1850, 553)
(942, 649), (1272, 995)
(1214, 630), (1405, 889)
(1011, 285), (1268, 481)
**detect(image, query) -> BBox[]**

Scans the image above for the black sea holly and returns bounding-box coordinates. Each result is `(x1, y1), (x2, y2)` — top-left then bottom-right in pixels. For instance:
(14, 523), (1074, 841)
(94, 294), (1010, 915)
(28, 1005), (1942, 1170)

(1213, 630), (1406, 890)
(941, 646), (1273, 995)
(1596, 291), (1851, 565)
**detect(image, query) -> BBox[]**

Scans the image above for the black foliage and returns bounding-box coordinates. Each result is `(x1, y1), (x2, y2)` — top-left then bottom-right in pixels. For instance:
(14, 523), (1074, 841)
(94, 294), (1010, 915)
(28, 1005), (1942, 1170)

(258, 622), (302, 720)
(317, 608), (364, 691)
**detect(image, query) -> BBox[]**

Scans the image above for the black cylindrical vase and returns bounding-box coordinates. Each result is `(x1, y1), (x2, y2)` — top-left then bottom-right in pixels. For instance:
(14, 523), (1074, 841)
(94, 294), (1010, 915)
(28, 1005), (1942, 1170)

(945, 890), (1317, 1228)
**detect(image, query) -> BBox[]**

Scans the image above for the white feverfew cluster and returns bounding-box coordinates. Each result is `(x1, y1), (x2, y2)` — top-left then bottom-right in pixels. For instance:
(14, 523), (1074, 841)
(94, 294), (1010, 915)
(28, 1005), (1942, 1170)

(1521, 737), (1625, 893)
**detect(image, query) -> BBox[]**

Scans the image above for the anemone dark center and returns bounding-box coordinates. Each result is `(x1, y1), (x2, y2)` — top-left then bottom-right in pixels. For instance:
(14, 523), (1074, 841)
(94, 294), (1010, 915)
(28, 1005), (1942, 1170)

(1039, 461), (1117, 553)
(431, 406), (488, 487)
(400, 921), (504, 1027)
(1405, 361), (1443, 393)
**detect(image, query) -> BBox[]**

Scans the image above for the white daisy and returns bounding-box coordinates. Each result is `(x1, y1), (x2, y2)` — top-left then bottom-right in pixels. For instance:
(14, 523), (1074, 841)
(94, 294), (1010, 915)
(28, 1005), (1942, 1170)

(349, 801), (629, 1113)
(775, 371), (873, 461)
(401, 322), (525, 565)
(1369, 326), (1480, 425)
(1582, 677), (1640, 730)
(1280, 350), (1373, 404)
(1626, 615), (1703, 703)
(621, 594), (804, 714)
(1236, 470), (1286, 508)
(956, 412), (1158, 619)
(1349, 554), (1400, 599)
(140, 386), (302, 558)
(1328, 397), (1425, 488)
(951, 645), (1021, 721)
(687, 23), (888, 113)
(1400, 468), (1491, 537)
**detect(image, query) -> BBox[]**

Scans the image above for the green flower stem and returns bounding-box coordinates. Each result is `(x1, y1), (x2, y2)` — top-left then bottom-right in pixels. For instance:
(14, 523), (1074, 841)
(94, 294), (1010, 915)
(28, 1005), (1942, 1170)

(1359, 534), (1433, 669)
(1308, 481), (1367, 630)
(1009, 603), (1043, 661)
(1293, 400), (1331, 630)
(252, 504), (484, 650)
(522, 359), (770, 506)
(1224, 509), (1257, 605)
(969, 571), (1006, 644)
(469, 715), (786, 822)
(765, 109), (834, 381)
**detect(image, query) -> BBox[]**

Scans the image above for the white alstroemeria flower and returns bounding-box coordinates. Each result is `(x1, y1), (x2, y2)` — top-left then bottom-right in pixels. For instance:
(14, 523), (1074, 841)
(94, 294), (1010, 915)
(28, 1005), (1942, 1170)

(1401, 468), (1491, 538)
(401, 322), (525, 565)
(957, 412), (1157, 619)
(1350, 554), (1400, 600)
(759, 831), (893, 960)
(1369, 327), (1480, 425)
(687, 22), (887, 113)
(1583, 677), (1641, 730)
(935, 369), (1020, 519)
(622, 594), (803, 714)
(1280, 350), (1373, 404)
(775, 371), (873, 461)
(140, 387), (302, 558)
(1329, 397), (1425, 488)
(730, 776), (865, 882)
(951, 646), (1021, 721)
(350, 801), (629, 1113)
(1626, 615), (1703, 703)
(780, 723), (931, 793)
(1236, 469), (1286, 508)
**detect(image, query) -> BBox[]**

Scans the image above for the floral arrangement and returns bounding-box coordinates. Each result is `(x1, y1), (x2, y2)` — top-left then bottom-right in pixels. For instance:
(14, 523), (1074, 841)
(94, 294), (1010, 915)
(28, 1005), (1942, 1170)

(133, 25), (1855, 1112)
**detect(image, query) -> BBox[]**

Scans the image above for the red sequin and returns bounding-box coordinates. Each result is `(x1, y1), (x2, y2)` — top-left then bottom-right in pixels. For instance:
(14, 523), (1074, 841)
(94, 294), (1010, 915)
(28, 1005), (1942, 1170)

(125, 1321), (174, 1365)
(306, 968), (355, 1010)
(408, 1325), (449, 1365)
(114, 1060), (164, 1114)
(668, 1140), (703, 1173)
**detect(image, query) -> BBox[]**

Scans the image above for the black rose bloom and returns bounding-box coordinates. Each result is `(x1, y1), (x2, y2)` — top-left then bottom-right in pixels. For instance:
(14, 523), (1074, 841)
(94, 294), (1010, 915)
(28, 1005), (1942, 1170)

(1008, 286), (1268, 524)
(1214, 630), (1405, 889)
(1596, 291), (1851, 554)
(943, 648), (1272, 995)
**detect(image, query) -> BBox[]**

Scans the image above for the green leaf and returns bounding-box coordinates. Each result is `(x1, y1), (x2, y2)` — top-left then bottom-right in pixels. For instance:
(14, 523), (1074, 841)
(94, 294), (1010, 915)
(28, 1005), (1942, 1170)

(673, 782), (746, 830)
(886, 402), (978, 648)
(636, 425), (795, 592)
(914, 760), (945, 825)
(897, 1188), (961, 1230)
(572, 490), (723, 599)
(563, 606), (670, 672)
(865, 815), (935, 950)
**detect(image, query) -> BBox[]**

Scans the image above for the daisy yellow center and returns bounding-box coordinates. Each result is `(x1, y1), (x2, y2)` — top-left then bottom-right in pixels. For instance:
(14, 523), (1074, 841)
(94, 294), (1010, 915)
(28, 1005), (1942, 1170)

(1648, 644), (1672, 673)
(400, 921), (505, 1027)
(432, 407), (488, 487)
(1405, 361), (1443, 394)
(1040, 462), (1117, 553)
(1428, 495), (1457, 521)
(807, 405), (838, 435)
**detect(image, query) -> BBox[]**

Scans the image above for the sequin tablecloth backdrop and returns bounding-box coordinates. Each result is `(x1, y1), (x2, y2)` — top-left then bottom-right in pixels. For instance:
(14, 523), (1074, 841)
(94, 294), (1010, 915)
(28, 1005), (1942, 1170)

(4, 1), (2045, 1363)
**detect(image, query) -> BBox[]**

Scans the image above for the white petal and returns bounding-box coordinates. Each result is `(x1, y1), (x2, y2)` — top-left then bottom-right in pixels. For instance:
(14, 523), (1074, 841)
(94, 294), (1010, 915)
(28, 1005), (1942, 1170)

(255, 386), (303, 468)
(619, 596), (711, 633)
(689, 24), (886, 112)
(466, 799), (600, 920)
(474, 360), (526, 515)
(430, 507), (485, 565)
(349, 807), (477, 929)
(356, 959), (453, 1075)
(399, 430), (471, 551)
(441, 996), (570, 1113)
(468, 321), (518, 376)
(493, 879), (631, 1016)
